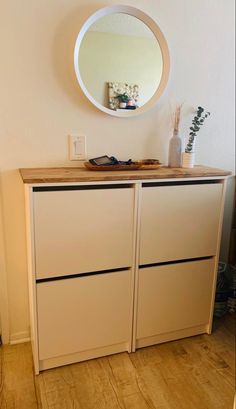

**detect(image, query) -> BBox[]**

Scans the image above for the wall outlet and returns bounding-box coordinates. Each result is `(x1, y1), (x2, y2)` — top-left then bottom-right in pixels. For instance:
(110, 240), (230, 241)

(69, 135), (87, 160)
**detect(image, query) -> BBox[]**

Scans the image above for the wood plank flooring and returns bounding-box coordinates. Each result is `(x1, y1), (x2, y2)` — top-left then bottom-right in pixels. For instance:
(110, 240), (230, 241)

(0, 314), (235, 409)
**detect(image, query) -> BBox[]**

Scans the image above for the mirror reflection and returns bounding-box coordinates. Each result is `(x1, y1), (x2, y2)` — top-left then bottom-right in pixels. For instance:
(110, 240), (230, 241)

(78, 13), (163, 112)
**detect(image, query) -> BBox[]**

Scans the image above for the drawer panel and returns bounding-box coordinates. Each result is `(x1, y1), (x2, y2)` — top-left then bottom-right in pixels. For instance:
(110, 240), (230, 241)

(137, 258), (215, 340)
(33, 187), (134, 279)
(140, 183), (223, 264)
(37, 270), (131, 360)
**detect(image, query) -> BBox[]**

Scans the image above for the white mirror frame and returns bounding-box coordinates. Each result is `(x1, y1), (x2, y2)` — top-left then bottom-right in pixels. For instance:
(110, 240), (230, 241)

(74, 5), (170, 117)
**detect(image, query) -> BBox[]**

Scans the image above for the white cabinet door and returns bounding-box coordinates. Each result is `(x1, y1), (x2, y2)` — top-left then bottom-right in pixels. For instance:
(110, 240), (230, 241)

(140, 183), (223, 264)
(37, 270), (131, 360)
(136, 259), (215, 341)
(33, 186), (134, 279)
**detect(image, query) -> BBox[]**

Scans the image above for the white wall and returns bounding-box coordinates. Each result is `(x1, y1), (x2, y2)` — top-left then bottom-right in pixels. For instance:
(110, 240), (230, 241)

(0, 0), (235, 342)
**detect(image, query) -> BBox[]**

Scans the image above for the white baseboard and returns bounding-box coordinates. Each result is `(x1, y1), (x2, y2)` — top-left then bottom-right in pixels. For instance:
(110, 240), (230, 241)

(10, 331), (30, 345)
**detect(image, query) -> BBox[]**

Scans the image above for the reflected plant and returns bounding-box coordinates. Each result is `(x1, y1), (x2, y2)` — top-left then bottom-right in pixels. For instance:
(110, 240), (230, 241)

(185, 106), (210, 153)
(115, 93), (130, 103)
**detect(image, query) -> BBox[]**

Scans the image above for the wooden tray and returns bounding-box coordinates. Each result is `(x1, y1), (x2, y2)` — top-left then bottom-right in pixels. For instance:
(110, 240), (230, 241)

(84, 162), (142, 171)
(137, 163), (163, 170)
(84, 160), (163, 171)
(134, 160), (162, 170)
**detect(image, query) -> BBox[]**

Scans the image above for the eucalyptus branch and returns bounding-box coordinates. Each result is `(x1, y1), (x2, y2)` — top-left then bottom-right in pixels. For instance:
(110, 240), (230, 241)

(185, 106), (210, 153)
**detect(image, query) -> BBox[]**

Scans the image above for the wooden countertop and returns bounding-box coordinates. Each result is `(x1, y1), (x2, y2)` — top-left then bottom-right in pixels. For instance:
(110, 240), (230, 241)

(19, 166), (231, 184)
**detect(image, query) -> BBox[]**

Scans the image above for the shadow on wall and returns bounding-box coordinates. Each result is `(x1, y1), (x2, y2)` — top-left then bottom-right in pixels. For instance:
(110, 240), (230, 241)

(0, 172), (9, 344)
(0, 170), (29, 343)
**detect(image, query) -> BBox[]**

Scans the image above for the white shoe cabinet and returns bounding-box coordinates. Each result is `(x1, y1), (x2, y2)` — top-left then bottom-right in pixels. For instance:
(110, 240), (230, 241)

(21, 168), (228, 374)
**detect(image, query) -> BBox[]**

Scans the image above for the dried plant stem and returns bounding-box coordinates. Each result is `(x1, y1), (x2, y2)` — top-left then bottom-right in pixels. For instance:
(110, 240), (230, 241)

(173, 103), (183, 133)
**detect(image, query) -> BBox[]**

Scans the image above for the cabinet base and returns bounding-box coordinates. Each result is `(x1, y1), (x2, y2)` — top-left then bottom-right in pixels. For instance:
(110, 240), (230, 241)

(136, 324), (209, 349)
(38, 342), (129, 373)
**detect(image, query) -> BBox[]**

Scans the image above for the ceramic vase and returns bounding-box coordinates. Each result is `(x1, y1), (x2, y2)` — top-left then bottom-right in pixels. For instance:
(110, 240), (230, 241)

(182, 152), (195, 168)
(168, 130), (182, 167)
(119, 102), (127, 109)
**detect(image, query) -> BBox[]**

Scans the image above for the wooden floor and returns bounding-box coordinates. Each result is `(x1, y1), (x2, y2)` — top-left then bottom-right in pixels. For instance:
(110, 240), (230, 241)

(0, 314), (235, 409)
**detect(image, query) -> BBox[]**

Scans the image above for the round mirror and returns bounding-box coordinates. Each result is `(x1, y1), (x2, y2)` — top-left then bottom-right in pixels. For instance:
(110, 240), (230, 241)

(74, 5), (170, 117)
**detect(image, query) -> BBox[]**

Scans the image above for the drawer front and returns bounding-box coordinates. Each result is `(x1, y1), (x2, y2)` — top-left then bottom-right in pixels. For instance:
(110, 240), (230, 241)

(137, 258), (215, 340)
(33, 187), (134, 279)
(140, 183), (223, 264)
(37, 270), (131, 360)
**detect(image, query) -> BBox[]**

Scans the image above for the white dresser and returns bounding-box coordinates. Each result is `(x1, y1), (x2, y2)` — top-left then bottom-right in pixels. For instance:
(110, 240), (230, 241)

(20, 166), (230, 374)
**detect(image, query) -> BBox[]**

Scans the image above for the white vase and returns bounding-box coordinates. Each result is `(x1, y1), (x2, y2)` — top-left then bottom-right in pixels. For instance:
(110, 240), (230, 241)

(119, 102), (127, 109)
(168, 130), (182, 167)
(182, 152), (195, 168)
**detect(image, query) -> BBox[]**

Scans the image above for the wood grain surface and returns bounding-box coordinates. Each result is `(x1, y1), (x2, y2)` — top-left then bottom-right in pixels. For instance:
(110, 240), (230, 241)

(0, 314), (235, 409)
(19, 166), (231, 184)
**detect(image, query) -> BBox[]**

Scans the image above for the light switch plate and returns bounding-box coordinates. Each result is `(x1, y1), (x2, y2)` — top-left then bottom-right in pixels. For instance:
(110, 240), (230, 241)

(69, 135), (87, 160)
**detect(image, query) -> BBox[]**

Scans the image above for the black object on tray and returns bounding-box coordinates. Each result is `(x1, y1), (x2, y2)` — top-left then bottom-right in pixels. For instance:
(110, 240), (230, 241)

(89, 155), (135, 166)
(85, 156), (162, 171)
